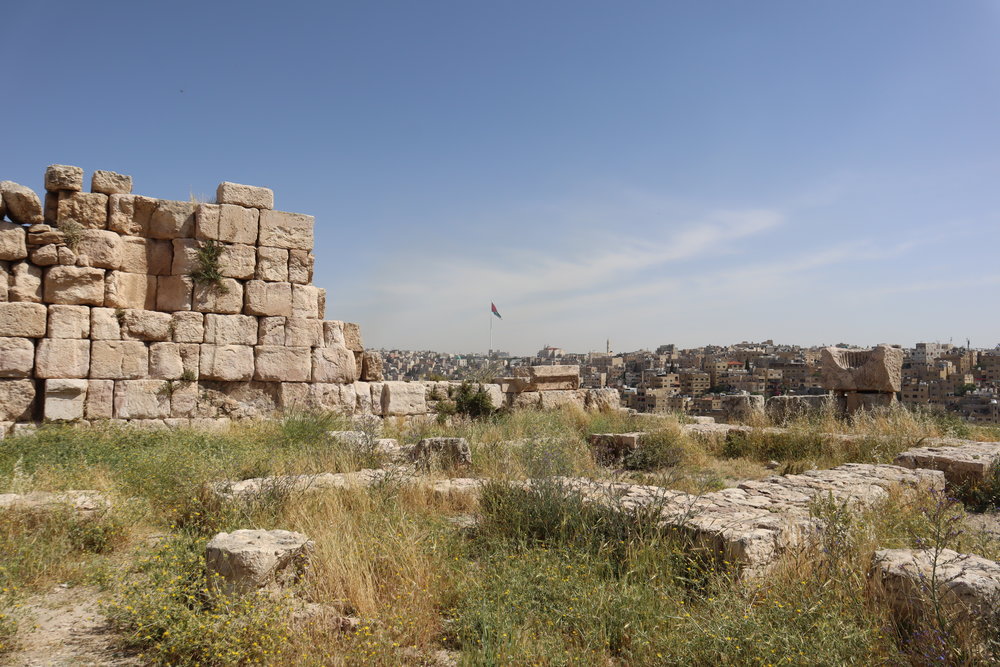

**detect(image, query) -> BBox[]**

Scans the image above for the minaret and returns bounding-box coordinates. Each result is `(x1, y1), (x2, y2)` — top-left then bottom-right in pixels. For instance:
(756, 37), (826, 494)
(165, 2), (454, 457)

(606, 338), (611, 355)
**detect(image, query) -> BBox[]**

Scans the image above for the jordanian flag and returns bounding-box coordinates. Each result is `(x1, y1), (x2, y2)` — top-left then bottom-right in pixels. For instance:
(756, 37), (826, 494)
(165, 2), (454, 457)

(491, 302), (502, 319)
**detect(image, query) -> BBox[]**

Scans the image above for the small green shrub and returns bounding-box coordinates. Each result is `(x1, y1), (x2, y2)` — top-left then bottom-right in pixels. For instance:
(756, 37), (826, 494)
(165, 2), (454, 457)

(191, 239), (227, 290)
(624, 430), (688, 470)
(453, 381), (495, 418)
(957, 460), (1000, 512)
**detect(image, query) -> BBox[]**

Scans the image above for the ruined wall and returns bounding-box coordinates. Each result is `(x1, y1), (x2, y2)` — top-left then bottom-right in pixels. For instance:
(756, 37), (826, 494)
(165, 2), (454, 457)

(0, 165), (394, 433)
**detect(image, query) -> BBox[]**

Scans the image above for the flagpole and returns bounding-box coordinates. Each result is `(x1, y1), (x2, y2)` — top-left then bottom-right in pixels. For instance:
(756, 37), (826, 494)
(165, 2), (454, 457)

(489, 309), (493, 361)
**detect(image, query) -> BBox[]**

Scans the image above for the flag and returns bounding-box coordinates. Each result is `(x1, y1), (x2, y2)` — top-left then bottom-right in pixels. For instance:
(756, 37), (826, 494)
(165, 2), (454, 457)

(491, 302), (502, 319)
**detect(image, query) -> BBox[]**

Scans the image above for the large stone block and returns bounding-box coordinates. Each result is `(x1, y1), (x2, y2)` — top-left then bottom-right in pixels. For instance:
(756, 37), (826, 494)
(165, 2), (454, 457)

(0, 221), (27, 261)
(0, 303), (47, 337)
(90, 307), (121, 340)
(74, 230), (122, 270)
(255, 246), (288, 282)
(90, 340), (149, 379)
(204, 313), (258, 345)
(149, 200), (195, 239)
(258, 316), (286, 345)
(284, 318), (321, 347)
(91, 170), (132, 195)
(360, 351), (384, 382)
(381, 381), (427, 416)
(216, 182), (274, 210)
(29, 244), (59, 266)
(200, 344), (254, 381)
(244, 280), (292, 317)
(0, 337), (34, 377)
(120, 309), (172, 341)
(0, 181), (44, 224)
(217, 205), (259, 245)
(194, 204), (220, 240)
(255, 346), (312, 382)
(410, 437), (472, 469)
(149, 342), (185, 379)
(258, 210), (313, 250)
(171, 238), (200, 275)
(156, 275), (193, 311)
(322, 320), (346, 347)
(119, 236), (172, 275)
(44, 379), (88, 421)
(114, 380), (170, 419)
(48, 305), (90, 338)
(508, 365), (581, 392)
(9, 262), (42, 302)
(821, 345), (903, 393)
(172, 312), (205, 343)
(57, 191), (108, 228)
(108, 194), (157, 236)
(104, 271), (156, 310)
(192, 279), (243, 314)
(287, 250), (313, 284)
(85, 379), (114, 420)
(44, 266), (105, 306)
(0, 379), (36, 421)
(343, 322), (363, 352)
(45, 165), (84, 192)
(219, 243), (256, 279)
(205, 529), (312, 597)
(312, 345), (358, 383)
(291, 285), (321, 319)
(35, 338), (90, 378)
(280, 382), (313, 410)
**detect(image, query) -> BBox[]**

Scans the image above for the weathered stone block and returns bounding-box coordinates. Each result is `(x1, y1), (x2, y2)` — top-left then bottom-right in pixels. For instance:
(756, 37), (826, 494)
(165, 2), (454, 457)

(200, 344), (254, 381)
(255, 346), (311, 382)
(194, 204), (220, 240)
(258, 210), (313, 250)
(35, 338), (90, 378)
(90, 340), (149, 379)
(57, 247), (76, 265)
(121, 309), (172, 341)
(821, 345), (903, 393)
(0, 302), (47, 337)
(0, 181), (44, 224)
(104, 271), (156, 310)
(30, 244), (59, 266)
(244, 281), (292, 317)
(0, 337), (34, 377)
(57, 191), (108, 228)
(312, 345), (357, 383)
(172, 311), (205, 343)
(149, 342), (185, 379)
(149, 200), (195, 239)
(291, 285), (321, 319)
(255, 246), (288, 282)
(287, 250), (313, 284)
(114, 380), (170, 419)
(26, 224), (63, 246)
(343, 322), (363, 352)
(322, 320), (346, 347)
(219, 243), (256, 279)
(45, 165), (84, 192)
(119, 236), (172, 275)
(171, 238), (200, 275)
(0, 379), (35, 421)
(0, 221), (27, 261)
(258, 316), (286, 345)
(74, 229), (122, 270)
(170, 381), (200, 417)
(381, 381), (427, 416)
(44, 379), (88, 421)
(192, 279), (243, 314)
(205, 529), (312, 597)
(85, 379), (114, 420)
(90, 308), (121, 340)
(279, 382), (312, 410)
(361, 351), (383, 382)
(44, 266), (105, 306)
(410, 437), (472, 469)
(91, 170), (132, 195)
(9, 262), (42, 302)
(284, 318), (321, 347)
(48, 305), (90, 338)
(215, 182), (274, 210)
(204, 314), (258, 345)
(218, 205), (259, 245)
(108, 195), (157, 236)
(156, 275), (193, 311)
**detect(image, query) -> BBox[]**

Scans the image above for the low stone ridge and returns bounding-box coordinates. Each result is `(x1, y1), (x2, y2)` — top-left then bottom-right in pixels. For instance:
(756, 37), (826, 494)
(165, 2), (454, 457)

(872, 548), (1000, 625)
(894, 439), (1000, 487)
(205, 529), (313, 595)
(0, 490), (109, 516)
(587, 432), (646, 466)
(410, 437), (473, 469)
(213, 468), (403, 501)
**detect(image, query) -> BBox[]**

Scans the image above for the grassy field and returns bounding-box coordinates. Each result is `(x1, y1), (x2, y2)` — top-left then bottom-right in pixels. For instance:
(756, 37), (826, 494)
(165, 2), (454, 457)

(1, 405), (998, 665)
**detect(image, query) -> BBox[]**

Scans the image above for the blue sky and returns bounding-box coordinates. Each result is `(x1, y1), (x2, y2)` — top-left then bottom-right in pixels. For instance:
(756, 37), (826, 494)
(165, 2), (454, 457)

(4, 1), (999, 355)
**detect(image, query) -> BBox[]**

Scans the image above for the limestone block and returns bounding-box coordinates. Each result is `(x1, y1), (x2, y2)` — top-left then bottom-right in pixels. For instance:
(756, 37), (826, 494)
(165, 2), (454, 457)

(91, 170), (132, 195)
(170, 381), (200, 417)
(44, 379), (88, 421)
(219, 243), (256, 279)
(85, 379), (114, 420)
(90, 308), (121, 340)
(171, 238), (200, 275)
(511, 391), (541, 409)
(258, 210), (313, 250)
(410, 437), (472, 468)
(44, 266), (105, 306)
(156, 275), (193, 311)
(35, 338), (90, 378)
(821, 345), (903, 393)
(215, 182), (274, 210)
(9, 262), (42, 302)
(90, 340), (149, 379)
(361, 351), (384, 382)
(255, 346), (311, 382)
(317, 289), (326, 319)
(322, 320), (346, 347)
(121, 309), (172, 342)
(585, 388), (621, 412)
(26, 224), (64, 245)
(120, 237), (172, 275)
(30, 244), (59, 266)
(57, 247), (76, 265)
(200, 344), (254, 381)
(0, 181), (44, 224)
(172, 312), (205, 343)
(104, 271), (156, 310)
(255, 246), (288, 282)
(149, 200), (195, 239)
(257, 316), (286, 345)
(0, 221), (27, 261)
(291, 285), (321, 319)
(114, 380), (170, 419)
(312, 345), (358, 384)
(192, 279), (243, 314)
(205, 529), (312, 597)
(57, 191), (108, 229)
(149, 342), (185, 379)
(0, 379), (35, 421)
(720, 394), (765, 422)
(0, 337), (34, 377)
(343, 322), (363, 352)
(204, 313), (258, 345)
(307, 383), (337, 411)
(287, 250), (313, 284)
(284, 318), (322, 347)
(218, 205), (259, 245)
(108, 194), (157, 236)
(48, 305), (90, 338)
(338, 383), (357, 413)
(381, 381), (427, 416)
(45, 165), (84, 192)
(75, 229), (122, 270)
(353, 382), (372, 413)
(194, 204), (220, 240)
(279, 382), (312, 410)
(42, 192), (56, 223)
(0, 261), (7, 303)
(0, 302), (47, 337)
(244, 280), (292, 317)
(894, 440), (1000, 488)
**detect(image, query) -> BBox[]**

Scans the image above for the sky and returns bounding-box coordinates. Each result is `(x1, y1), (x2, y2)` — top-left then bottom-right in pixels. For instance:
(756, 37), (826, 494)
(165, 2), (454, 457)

(3, 1), (999, 355)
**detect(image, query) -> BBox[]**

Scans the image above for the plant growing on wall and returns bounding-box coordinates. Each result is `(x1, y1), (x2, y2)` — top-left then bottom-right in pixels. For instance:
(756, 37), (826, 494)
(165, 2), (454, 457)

(191, 240), (228, 292)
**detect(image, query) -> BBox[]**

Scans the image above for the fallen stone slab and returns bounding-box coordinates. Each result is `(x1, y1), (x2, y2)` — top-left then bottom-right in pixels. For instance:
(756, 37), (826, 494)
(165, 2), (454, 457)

(872, 548), (1000, 626)
(212, 468), (408, 500)
(205, 529), (313, 595)
(0, 490), (109, 517)
(894, 440), (1000, 488)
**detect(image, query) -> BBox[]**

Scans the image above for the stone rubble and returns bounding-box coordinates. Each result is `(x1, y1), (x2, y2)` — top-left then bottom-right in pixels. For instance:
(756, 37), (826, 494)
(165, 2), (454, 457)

(205, 529), (313, 595)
